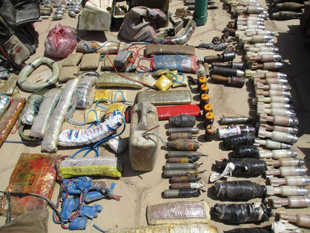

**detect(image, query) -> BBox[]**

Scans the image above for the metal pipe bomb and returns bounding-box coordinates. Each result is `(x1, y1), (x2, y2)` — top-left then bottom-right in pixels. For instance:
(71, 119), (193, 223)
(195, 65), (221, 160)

(167, 151), (204, 158)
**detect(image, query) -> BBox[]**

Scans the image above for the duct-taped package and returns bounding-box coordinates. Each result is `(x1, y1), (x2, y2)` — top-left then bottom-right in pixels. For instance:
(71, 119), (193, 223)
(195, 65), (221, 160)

(0, 94), (10, 119)
(19, 94), (43, 125)
(59, 157), (122, 178)
(147, 201), (211, 225)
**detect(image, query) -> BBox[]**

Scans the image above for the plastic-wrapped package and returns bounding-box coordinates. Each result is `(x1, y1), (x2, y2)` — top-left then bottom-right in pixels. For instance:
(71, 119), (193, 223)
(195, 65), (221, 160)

(0, 153), (58, 215)
(106, 224), (218, 233)
(41, 79), (79, 152)
(154, 75), (173, 91)
(0, 94), (10, 119)
(19, 94), (43, 125)
(101, 136), (128, 155)
(213, 181), (267, 201)
(44, 24), (77, 59)
(58, 110), (123, 147)
(30, 88), (62, 138)
(153, 55), (197, 73)
(147, 201), (210, 225)
(212, 202), (272, 224)
(0, 73), (18, 96)
(75, 75), (97, 109)
(59, 157), (122, 178)
(136, 90), (192, 105)
(0, 98), (26, 147)
(96, 73), (144, 89)
(76, 41), (120, 54)
(104, 105), (125, 119)
(214, 158), (267, 176)
(94, 90), (110, 103)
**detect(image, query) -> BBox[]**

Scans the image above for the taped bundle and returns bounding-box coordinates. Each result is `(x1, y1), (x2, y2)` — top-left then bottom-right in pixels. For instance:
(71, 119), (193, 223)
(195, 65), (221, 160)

(147, 201), (211, 225)
(59, 157), (122, 178)
(58, 110), (123, 147)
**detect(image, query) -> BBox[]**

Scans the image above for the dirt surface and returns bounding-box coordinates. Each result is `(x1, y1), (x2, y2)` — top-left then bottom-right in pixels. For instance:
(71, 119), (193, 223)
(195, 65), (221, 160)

(0, 0), (310, 232)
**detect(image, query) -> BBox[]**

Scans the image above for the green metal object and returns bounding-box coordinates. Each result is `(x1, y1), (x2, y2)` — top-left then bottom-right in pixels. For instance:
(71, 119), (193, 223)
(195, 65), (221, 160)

(193, 0), (208, 26)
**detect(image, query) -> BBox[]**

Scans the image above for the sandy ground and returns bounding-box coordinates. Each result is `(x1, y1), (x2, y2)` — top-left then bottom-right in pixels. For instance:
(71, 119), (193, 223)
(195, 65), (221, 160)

(0, 0), (310, 232)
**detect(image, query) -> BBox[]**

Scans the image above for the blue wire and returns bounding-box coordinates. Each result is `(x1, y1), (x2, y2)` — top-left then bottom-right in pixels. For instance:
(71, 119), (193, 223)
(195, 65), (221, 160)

(70, 117), (126, 158)
(67, 109), (99, 126)
(95, 91), (133, 110)
(71, 146), (92, 158)
(52, 199), (61, 224)
(166, 71), (185, 84)
(93, 224), (106, 232)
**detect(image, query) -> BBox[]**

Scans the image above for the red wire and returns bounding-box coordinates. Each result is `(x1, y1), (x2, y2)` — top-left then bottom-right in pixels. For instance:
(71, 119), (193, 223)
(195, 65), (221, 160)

(61, 222), (69, 229)
(10, 122), (17, 134)
(105, 51), (151, 87)
(0, 45), (9, 60)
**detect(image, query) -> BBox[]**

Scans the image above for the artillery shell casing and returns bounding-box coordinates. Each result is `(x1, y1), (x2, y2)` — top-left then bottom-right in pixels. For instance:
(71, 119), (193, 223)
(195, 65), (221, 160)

(168, 128), (199, 134)
(163, 169), (200, 177)
(167, 151), (201, 158)
(163, 189), (201, 198)
(167, 139), (200, 151)
(219, 116), (252, 125)
(170, 133), (193, 140)
(165, 163), (198, 170)
(167, 157), (199, 163)
(170, 183), (197, 189)
(170, 176), (201, 183)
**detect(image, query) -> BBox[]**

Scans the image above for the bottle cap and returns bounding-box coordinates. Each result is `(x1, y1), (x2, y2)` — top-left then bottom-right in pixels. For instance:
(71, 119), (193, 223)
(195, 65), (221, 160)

(205, 112), (215, 120)
(204, 104), (213, 112)
(201, 93), (210, 101)
(201, 84), (209, 92)
(199, 76), (207, 84)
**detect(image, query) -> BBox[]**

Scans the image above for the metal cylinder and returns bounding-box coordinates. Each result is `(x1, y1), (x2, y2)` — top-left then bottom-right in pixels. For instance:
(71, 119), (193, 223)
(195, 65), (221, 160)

(167, 151), (203, 158)
(163, 189), (201, 198)
(163, 169), (200, 177)
(170, 176), (201, 183)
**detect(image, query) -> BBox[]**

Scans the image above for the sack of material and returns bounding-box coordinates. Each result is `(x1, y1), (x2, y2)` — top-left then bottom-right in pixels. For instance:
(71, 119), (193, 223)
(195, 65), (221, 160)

(118, 6), (166, 42)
